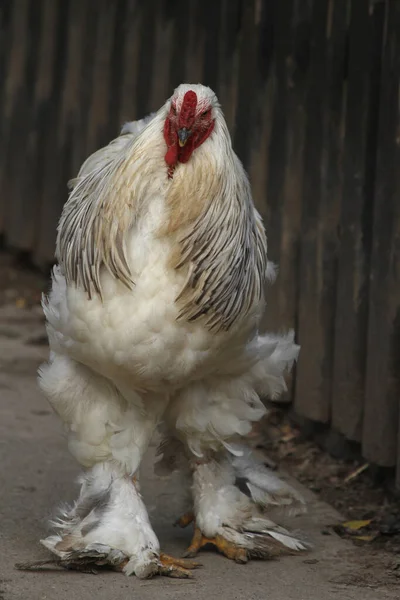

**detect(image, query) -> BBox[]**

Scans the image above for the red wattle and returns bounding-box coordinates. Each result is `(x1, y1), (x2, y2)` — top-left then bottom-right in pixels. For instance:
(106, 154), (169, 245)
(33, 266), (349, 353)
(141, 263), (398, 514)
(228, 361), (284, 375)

(164, 116), (178, 169)
(165, 144), (178, 167)
(163, 116), (173, 147)
(194, 120), (215, 150)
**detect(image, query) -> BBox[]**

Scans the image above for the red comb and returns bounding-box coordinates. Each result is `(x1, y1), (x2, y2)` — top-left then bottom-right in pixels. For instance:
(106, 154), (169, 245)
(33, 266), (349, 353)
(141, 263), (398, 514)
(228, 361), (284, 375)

(180, 91), (197, 127)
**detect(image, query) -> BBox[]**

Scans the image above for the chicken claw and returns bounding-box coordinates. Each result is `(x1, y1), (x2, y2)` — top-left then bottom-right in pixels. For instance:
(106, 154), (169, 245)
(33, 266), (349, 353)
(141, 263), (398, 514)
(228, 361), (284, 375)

(17, 547), (201, 579)
(157, 553), (201, 578)
(183, 526), (248, 564)
(174, 512), (195, 528)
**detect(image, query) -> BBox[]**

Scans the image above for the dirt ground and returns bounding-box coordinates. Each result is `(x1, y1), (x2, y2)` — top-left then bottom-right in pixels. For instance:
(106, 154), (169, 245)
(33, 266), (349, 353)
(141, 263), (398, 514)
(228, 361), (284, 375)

(0, 249), (399, 599)
(258, 409), (400, 553)
(0, 251), (48, 310)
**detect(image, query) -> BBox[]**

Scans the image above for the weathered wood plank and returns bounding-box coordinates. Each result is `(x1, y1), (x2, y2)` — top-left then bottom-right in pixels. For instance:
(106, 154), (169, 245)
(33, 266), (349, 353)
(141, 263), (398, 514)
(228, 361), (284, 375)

(295, 0), (347, 422)
(183, 0), (205, 85)
(119, 0), (142, 124)
(136, 0), (157, 118)
(67, 1), (100, 176)
(319, 0), (349, 318)
(6, 0), (61, 252)
(0, 0), (13, 236)
(27, 0), (62, 259)
(272, 0), (314, 333)
(168, 0), (191, 92)
(247, 0), (275, 231)
(331, 0), (385, 440)
(85, 1), (118, 155)
(262, 0), (298, 332)
(0, 0), (30, 237)
(33, 0), (72, 264)
(295, 0), (331, 422)
(201, 0), (221, 93)
(233, 0), (257, 170)
(5, 0), (43, 249)
(149, 0), (174, 109)
(0, 0), (12, 114)
(108, 0), (129, 135)
(217, 0), (242, 133)
(362, 0), (400, 471)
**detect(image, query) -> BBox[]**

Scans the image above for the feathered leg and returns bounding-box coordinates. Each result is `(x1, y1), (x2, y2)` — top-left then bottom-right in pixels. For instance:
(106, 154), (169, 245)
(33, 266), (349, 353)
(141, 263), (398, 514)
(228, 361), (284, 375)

(158, 438), (308, 563)
(36, 463), (199, 578)
(182, 455), (308, 562)
(26, 354), (199, 578)
(162, 332), (307, 562)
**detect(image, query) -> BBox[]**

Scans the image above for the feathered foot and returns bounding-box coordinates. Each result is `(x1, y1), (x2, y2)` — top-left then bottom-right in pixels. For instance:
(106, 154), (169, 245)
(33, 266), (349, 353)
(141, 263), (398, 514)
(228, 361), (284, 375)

(180, 518), (307, 563)
(228, 444), (306, 515)
(25, 464), (201, 579)
(16, 544), (129, 575)
(16, 546), (200, 578)
(186, 458), (309, 564)
(183, 526), (248, 563)
(175, 511), (195, 528)
(156, 553), (200, 578)
(176, 514), (247, 562)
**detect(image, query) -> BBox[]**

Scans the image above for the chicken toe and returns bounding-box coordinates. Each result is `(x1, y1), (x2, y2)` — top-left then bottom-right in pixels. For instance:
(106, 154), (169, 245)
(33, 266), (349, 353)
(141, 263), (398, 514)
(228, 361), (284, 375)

(183, 526), (248, 563)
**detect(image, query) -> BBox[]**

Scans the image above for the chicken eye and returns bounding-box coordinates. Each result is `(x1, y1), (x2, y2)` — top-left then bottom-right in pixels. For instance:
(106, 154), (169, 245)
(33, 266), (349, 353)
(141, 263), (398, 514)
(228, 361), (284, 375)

(201, 109), (211, 117)
(171, 104), (177, 115)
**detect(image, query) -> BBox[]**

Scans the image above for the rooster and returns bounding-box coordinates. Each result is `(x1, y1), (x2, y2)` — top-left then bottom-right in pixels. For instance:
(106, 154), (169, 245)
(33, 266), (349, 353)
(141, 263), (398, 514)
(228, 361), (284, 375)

(31, 84), (306, 579)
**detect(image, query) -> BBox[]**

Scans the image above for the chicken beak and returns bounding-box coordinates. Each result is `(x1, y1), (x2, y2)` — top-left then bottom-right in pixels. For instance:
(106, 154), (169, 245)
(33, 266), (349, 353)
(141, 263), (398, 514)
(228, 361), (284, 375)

(178, 128), (191, 147)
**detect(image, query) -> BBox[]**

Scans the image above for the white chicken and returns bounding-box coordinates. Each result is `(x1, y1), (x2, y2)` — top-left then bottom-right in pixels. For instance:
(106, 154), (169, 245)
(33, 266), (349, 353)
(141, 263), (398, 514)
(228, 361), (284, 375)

(33, 83), (306, 578)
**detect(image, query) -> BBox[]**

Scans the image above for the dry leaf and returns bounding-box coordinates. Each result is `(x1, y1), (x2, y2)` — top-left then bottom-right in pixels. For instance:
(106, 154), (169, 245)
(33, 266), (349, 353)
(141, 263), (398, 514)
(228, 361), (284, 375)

(281, 432), (297, 443)
(341, 520), (373, 531)
(15, 297), (26, 309)
(353, 534), (377, 542)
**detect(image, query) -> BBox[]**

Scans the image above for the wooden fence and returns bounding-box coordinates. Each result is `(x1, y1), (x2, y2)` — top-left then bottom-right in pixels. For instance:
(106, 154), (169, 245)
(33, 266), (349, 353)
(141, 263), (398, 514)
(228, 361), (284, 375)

(1, 0), (400, 485)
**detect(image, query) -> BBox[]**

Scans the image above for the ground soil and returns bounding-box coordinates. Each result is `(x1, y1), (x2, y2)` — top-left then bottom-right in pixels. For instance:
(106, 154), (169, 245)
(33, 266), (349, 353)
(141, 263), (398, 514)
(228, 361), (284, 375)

(0, 251), (48, 309)
(258, 407), (400, 556)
